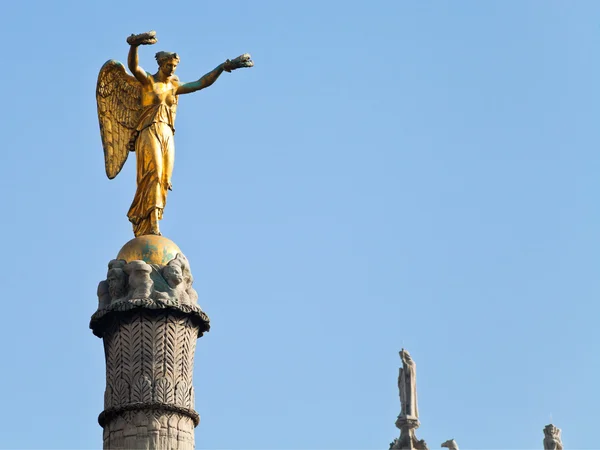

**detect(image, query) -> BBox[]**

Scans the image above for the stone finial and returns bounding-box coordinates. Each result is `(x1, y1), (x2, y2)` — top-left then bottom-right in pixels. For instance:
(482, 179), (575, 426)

(544, 424), (563, 450)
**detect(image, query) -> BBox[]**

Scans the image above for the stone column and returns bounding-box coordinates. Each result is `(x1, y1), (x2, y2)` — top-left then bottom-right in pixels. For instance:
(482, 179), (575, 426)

(90, 236), (210, 450)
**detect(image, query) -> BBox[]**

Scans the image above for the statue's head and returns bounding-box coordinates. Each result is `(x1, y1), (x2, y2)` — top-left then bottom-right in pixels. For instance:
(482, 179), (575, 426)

(156, 51), (180, 77)
(163, 262), (184, 288)
(400, 348), (412, 362)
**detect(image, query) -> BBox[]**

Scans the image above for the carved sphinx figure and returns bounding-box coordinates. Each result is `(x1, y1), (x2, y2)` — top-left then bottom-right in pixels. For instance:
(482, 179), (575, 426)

(159, 253), (196, 305)
(107, 260), (128, 299)
(441, 439), (459, 450)
(97, 259), (128, 308)
(124, 260), (153, 299)
(96, 253), (199, 308)
(162, 254), (190, 288)
(543, 424), (563, 450)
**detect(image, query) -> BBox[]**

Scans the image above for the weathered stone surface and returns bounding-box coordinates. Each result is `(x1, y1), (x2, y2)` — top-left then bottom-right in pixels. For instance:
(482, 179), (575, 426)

(90, 253), (210, 338)
(398, 348), (418, 420)
(102, 410), (195, 450)
(393, 417), (423, 450)
(92, 249), (209, 449)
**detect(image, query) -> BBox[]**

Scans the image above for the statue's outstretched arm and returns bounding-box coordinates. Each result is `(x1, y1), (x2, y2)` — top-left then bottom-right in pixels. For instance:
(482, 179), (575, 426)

(128, 44), (150, 85)
(176, 64), (226, 95)
(176, 54), (253, 95)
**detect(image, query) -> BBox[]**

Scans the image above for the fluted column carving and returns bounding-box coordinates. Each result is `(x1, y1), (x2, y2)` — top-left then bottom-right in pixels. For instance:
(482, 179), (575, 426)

(91, 252), (210, 450)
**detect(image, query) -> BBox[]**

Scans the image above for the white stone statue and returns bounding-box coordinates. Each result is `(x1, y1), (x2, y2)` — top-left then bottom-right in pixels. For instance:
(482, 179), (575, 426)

(543, 424), (563, 450)
(398, 348), (418, 419)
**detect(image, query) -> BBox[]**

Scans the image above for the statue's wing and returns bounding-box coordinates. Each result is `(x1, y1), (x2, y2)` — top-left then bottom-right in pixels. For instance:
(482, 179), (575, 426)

(96, 60), (143, 179)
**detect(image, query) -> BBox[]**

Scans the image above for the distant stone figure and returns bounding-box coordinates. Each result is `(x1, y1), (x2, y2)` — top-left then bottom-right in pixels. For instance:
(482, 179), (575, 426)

(441, 439), (459, 450)
(543, 424), (563, 450)
(398, 348), (418, 419)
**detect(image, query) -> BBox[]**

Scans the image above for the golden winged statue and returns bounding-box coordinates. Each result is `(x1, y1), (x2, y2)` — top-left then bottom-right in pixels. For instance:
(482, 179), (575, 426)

(97, 31), (253, 237)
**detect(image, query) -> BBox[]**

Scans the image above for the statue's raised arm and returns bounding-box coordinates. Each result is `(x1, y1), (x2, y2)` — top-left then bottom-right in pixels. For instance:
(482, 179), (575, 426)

(96, 31), (253, 237)
(127, 31), (157, 85)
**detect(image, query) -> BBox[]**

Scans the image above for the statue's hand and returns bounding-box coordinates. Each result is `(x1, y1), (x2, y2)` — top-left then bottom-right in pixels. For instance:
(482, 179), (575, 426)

(127, 31), (158, 46)
(224, 53), (254, 72)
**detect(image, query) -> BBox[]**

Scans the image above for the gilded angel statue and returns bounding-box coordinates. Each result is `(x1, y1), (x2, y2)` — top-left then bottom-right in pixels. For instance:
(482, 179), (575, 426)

(96, 31), (253, 237)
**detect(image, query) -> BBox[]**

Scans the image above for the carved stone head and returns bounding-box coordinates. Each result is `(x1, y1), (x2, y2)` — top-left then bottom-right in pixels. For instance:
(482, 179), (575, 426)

(163, 253), (192, 289)
(107, 259), (127, 299)
(163, 262), (184, 288)
(124, 260), (153, 300)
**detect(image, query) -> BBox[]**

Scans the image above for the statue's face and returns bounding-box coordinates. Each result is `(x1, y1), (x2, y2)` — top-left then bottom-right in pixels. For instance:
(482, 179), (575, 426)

(165, 264), (184, 288)
(160, 59), (179, 77)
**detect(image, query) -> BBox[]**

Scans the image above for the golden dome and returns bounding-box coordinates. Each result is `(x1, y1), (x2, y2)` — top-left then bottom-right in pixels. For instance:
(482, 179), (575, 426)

(116, 235), (182, 265)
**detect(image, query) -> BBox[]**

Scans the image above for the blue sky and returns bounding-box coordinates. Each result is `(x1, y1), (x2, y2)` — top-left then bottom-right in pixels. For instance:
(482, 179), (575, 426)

(0, 1), (599, 448)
